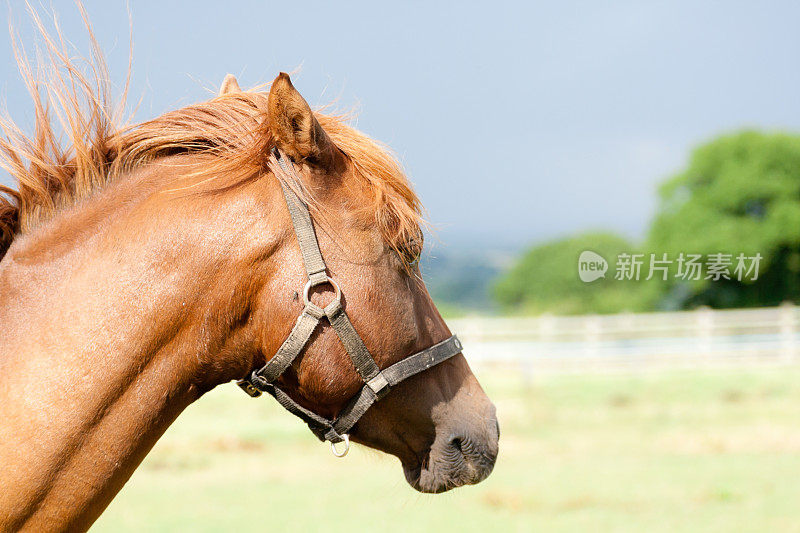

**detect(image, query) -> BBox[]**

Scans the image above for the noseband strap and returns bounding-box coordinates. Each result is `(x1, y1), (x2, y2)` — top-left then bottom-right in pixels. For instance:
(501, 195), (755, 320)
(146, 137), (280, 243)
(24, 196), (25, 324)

(237, 149), (462, 445)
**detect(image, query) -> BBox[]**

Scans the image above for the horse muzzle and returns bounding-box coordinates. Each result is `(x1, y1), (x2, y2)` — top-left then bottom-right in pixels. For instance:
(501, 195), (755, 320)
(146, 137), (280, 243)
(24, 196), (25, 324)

(403, 403), (499, 493)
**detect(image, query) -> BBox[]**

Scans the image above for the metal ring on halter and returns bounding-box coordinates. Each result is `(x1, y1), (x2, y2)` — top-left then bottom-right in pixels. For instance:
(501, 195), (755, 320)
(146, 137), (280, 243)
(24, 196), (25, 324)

(330, 434), (350, 457)
(303, 276), (341, 308)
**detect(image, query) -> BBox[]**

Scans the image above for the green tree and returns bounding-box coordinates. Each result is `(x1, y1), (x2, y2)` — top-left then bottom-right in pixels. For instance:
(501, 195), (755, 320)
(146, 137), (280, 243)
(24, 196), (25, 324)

(494, 232), (661, 315)
(648, 130), (800, 308)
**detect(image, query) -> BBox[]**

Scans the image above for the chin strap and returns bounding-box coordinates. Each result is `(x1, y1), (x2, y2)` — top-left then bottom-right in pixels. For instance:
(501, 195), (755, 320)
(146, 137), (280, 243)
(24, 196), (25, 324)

(237, 149), (463, 451)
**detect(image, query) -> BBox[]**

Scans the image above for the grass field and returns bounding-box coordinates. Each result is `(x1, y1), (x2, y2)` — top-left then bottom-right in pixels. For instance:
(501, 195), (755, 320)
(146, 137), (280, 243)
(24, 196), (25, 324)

(92, 366), (800, 532)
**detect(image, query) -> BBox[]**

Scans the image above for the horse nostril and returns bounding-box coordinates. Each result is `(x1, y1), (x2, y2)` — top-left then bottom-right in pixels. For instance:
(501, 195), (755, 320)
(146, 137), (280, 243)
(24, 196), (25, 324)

(495, 419), (500, 439)
(440, 432), (495, 486)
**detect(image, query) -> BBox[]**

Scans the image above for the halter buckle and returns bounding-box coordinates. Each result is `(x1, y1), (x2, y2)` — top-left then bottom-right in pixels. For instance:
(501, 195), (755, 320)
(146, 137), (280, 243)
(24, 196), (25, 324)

(236, 379), (263, 398)
(330, 434), (350, 458)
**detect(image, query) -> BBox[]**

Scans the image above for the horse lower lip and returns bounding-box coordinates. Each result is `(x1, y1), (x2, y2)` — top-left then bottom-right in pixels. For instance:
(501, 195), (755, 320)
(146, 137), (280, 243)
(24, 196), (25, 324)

(402, 463), (423, 490)
(403, 460), (453, 494)
(408, 466), (452, 494)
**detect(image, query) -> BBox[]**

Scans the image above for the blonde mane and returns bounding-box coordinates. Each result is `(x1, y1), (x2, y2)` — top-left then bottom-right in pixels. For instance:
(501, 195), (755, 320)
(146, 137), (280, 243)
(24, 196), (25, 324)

(0, 14), (423, 264)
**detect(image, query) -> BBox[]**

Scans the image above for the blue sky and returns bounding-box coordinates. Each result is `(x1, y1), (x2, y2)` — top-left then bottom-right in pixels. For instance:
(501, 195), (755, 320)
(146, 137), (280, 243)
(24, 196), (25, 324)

(1, 1), (799, 249)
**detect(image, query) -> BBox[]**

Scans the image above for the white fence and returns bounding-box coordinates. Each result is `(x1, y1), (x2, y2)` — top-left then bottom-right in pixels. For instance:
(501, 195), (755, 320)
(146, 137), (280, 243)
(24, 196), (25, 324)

(449, 304), (800, 374)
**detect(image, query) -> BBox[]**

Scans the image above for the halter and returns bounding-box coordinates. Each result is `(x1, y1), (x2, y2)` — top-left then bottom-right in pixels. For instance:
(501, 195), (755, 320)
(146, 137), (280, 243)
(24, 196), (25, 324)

(237, 148), (463, 457)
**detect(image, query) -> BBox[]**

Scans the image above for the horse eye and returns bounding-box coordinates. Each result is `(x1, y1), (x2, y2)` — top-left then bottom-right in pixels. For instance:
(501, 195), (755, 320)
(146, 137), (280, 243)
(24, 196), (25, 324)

(400, 236), (423, 265)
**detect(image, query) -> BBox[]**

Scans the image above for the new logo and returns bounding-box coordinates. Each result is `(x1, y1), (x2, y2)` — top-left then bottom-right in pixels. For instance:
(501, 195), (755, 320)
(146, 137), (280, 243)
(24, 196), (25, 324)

(578, 251), (608, 282)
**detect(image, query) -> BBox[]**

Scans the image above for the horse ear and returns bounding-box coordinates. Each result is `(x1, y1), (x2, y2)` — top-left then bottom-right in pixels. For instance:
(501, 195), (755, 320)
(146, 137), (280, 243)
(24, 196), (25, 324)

(267, 72), (339, 169)
(219, 74), (241, 95)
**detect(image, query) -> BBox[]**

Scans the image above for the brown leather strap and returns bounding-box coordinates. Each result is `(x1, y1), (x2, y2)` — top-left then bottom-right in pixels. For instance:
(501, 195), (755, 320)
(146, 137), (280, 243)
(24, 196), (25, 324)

(271, 151), (327, 281)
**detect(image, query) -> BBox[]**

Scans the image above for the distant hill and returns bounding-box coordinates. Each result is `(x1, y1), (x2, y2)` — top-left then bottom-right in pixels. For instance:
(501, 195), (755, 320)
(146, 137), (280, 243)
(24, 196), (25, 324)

(420, 244), (517, 316)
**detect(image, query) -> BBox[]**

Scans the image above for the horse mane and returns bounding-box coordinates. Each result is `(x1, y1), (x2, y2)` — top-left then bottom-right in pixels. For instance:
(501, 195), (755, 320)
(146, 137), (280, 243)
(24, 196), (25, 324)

(0, 11), (423, 265)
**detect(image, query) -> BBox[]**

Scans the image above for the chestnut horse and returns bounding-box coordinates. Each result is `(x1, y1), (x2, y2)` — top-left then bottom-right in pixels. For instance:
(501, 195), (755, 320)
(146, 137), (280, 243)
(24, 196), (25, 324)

(0, 23), (498, 533)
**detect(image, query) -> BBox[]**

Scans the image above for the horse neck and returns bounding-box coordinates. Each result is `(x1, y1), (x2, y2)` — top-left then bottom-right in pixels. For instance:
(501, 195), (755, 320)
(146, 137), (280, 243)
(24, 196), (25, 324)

(0, 158), (272, 531)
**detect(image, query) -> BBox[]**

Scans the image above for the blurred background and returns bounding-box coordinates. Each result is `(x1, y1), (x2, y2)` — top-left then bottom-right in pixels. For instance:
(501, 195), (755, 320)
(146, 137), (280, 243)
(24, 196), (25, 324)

(3, 1), (800, 531)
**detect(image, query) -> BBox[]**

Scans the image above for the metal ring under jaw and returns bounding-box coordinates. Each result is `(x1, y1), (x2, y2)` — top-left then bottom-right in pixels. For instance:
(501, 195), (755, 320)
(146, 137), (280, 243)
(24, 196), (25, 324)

(330, 434), (350, 457)
(303, 276), (341, 309)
